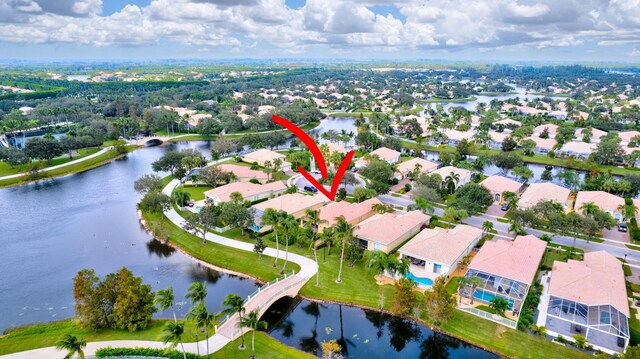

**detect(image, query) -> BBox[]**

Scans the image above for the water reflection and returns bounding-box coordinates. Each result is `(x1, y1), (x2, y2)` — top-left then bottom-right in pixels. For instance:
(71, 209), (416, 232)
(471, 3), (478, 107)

(146, 239), (176, 258)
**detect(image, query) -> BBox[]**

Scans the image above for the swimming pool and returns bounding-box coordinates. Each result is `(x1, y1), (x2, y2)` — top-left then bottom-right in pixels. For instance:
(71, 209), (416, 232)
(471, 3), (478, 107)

(473, 290), (514, 309)
(405, 272), (433, 287)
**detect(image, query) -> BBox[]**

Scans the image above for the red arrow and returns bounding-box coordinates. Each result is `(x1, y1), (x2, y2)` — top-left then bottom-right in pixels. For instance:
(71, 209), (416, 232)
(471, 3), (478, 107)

(272, 114), (355, 201)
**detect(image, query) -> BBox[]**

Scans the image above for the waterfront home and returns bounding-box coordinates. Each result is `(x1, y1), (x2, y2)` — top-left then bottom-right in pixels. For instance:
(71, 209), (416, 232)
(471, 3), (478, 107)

(395, 157), (439, 179)
(576, 128), (607, 143)
(354, 210), (430, 253)
(518, 183), (571, 210)
(204, 181), (287, 205)
(487, 130), (511, 150)
(398, 225), (483, 287)
(442, 129), (475, 146)
(460, 235), (547, 324)
(325, 143), (347, 154)
(316, 197), (382, 231)
(540, 251), (629, 353)
(574, 191), (626, 221)
(432, 166), (472, 190)
(354, 147), (401, 168)
(251, 193), (329, 232)
(533, 124), (559, 138)
(217, 164), (269, 183)
(556, 141), (597, 159)
(241, 149), (292, 172)
(494, 118), (522, 128)
(524, 136), (557, 155)
(480, 175), (523, 204)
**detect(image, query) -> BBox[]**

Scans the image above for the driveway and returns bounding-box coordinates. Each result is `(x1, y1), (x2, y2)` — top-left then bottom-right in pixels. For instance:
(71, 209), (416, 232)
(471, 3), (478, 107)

(291, 172), (365, 194)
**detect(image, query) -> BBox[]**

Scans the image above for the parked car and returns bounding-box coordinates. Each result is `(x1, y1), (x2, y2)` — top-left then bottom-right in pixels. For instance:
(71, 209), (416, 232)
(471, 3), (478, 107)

(618, 223), (628, 232)
(303, 185), (318, 193)
(501, 203), (510, 211)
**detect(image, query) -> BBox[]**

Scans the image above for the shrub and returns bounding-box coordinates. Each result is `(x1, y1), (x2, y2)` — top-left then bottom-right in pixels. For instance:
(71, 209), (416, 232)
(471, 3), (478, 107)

(249, 178), (261, 184)
(404, 183), (412, 192)
(547, 150), (555, 158)
(96, 347), (206, 358)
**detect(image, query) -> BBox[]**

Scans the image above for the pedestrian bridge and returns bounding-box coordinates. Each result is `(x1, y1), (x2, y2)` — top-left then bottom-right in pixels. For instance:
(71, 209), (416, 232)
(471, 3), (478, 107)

(134, 136), (171, 146)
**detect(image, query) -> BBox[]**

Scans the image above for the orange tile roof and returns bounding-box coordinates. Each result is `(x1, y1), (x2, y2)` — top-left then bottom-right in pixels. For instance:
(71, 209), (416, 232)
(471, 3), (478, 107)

(354, 210), (430, 246)
(217, 164), (269, 180)
(399, 225), (483, 266)
(204, 181), (286, 202)
(518, 183), (571, 208)
(480, 175), (522, 194)
(318, 197), (382, 226)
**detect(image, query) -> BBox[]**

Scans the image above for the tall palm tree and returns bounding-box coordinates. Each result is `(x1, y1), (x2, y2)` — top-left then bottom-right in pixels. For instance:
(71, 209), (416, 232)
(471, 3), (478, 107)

(261, 208), (281, 267)
(508, 222), (521, 239)
(303, 209), (328, 287)
(239, 310), (268, 359)
(222, 294), (247, 349)
(366, 250), (391, 283)
(281, 213), (298, 274)
(458, 276), (484, 305)
(581, 202), (599, 216)
(444, 171), (460, 194)
(154, 287), (178, 323)
(56, 334), (86, 359)
(481, 220), (493, 234)
(334, 216), (354, 284)
(371, 203), (387, 214)
(187, 303), (216, 357)
(186, 281), (207, 305)
(163, 322), (187, 359)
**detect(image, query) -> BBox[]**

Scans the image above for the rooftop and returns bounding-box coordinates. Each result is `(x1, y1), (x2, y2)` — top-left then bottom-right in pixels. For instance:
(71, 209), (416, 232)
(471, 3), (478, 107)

(518, 182), (571, 208)
(396, 157), (438, 174)
(253, 193), (329, 214)
(217, 164), (269, 179)
(318, 197), (382, 226)
(399, 225), (483, 266)
(574, 191), (625, 213)
(204, 181), (286, 202)
(354, 210), (430, 246)
(480, 175), (522, 194)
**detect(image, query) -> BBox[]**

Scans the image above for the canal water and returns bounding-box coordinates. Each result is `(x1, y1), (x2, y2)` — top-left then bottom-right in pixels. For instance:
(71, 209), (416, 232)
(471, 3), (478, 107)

(0, 120), (496, 357)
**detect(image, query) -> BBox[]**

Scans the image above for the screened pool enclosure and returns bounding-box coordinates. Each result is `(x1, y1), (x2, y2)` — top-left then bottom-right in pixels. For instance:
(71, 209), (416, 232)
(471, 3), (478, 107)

(461, 269), (530, 314)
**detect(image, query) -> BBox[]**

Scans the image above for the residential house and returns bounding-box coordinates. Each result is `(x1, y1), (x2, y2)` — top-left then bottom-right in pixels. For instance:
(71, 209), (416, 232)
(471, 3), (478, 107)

(395, 157), (439, 179)
(242, 149), (292, 172)
(556, 141), (597, 160)
(524, 136), (557, 155)
(540, 251), (629, 353)
(399, 225), (483, 287)
(574, 191), (626, 221)
(217, 164), (269, 183)
(518, 183), (572, 210)
(618, 131), (640, 146)
(494, 119), (522, 128)
(251, 193), (329, 232)
(354, 147), (401, 168)
(204, 181), (287, 205)
(480, 175), (523, 204)
(354, 211), (430, 253)
(576, 128), (607, 143)
(432, 166), (472, 190)
(442, 129), (475, 146)
(316, 197), (382, 232)
(461, 235), (547, 324)
(487, 130), (511, 150)
(533, 124), (559, 138)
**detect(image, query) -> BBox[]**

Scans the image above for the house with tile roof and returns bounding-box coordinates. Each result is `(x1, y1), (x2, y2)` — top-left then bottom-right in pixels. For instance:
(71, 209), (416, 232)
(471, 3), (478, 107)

(241, 149), (292, 172)
(251, 193), (329, 232)
(518, 182), (572, 210)
(354, 147), (401, 168)
(216, 164), (270, 183)
(399, 225), (483, 287)
(524, 136), (557, 155)
(395, 157), (439, 179)
(460, 235), (546, 326)
(574, 191), (626, 222)
(533, 124), (559, 138)
(432, 166), (472, 190)
(540, 251), (629, 353)
(480, 175), (524, 204)
(316, 197), (382, 231)
(204, 181), (287, 205)
(354, 210), (430, 253)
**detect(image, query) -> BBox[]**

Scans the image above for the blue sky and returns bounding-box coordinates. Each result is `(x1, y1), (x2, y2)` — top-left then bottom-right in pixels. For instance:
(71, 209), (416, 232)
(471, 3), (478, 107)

(1, 0), (639, 62)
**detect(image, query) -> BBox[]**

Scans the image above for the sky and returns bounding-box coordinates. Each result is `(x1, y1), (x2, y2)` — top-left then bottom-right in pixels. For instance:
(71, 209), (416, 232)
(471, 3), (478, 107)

(1, 0), (640, 62)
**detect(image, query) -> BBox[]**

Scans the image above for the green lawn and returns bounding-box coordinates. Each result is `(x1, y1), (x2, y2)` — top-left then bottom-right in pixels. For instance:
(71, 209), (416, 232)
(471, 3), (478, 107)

(0, 146), (136, 188)
(213, 332), (315, 359)
(421, 96), (478, 103)
(0, 147), (100, 177)
(440, 311), (591, 359)
(179, 185), (213, 201)
(0, 319), (199, 356)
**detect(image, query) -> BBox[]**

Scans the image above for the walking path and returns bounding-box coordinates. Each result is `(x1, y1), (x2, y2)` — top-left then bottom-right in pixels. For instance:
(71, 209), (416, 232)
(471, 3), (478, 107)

(0, 146), (113, 181)
(0, 177), (318, 359)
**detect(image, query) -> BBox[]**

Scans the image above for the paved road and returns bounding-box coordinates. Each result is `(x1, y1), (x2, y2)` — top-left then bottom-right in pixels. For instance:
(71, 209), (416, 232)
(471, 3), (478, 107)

(289, 172), (366, 194)
(0, 146), (113, 181)
(379, 194), (640, 267)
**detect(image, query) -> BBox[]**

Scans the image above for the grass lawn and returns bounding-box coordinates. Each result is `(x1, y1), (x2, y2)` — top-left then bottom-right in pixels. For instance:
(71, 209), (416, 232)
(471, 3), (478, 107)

(0, 147), (100, 177)
(474, 304), (507, 318)
(179, 185), (213, 201)
(421, 96), (478, 103)
(478, 91), (518, 96)
(440, 310), (591, 359)
(0, 319), (199, 356)
(0, 146), (136, 188)
(214, 332), (315, 359)
(541, 247), (571, 268)
(142, 211), (299, 283)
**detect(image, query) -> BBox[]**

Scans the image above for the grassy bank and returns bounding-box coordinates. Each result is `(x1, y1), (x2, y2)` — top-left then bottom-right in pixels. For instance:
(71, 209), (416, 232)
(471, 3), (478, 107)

(0, 146), (137, 188)
(421, 96), (478, 103)
(214, 332), (316, 359)
(0, 319), (199, 356)
(0, 147), (101, 177)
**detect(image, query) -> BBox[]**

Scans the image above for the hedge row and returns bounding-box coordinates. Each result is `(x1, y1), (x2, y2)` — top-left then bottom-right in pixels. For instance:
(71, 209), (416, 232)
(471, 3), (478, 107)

(95, 347), (207, 359)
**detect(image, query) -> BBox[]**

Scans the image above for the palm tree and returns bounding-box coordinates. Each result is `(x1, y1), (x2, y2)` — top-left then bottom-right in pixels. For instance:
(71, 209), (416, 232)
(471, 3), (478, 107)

(155, 287), (178, 323)
(444, 171), (460, 194)
(366, 251), (391, 283)
(223, 294), (247, 349)
(56, 334), (86, 359)
(413, 197), (435, 214)
(187, 303), (216, 357)
(481, 220), (493, 234)
(581, 202), (599, 216)
(442, 207), (468, 229)
(460, 276), (484, 304)
(186, 281), (207, 305)
(261, 208), (281, 267)
(334, 216), (354, 284)
(490, 297), (510, 316)
(303, 209), (327, 287)
(239, 310), (268, 359)
(508, 222), (521, 239)
(281, 213), (298, 274)
(163, 322), (187, 359)
(371, 203), (387, 214)
(263, 160), (272, 181)
(393, 257), (410, 277)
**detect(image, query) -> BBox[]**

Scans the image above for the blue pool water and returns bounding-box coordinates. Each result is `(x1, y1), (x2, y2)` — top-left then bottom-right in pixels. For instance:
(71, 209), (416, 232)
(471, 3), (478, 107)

(405, 272), (433, 287)
(474, 290), (515, 309)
